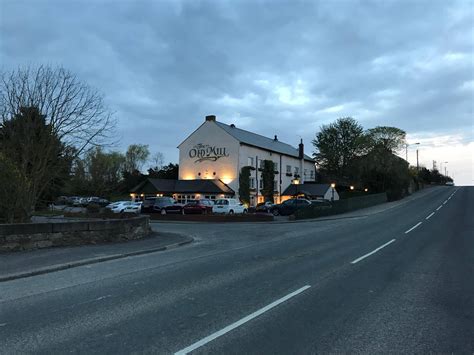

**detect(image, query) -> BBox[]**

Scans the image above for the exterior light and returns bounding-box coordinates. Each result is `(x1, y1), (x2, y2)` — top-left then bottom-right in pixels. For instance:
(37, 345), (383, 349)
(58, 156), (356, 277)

(292, 178), (300, 185)
(330, 183), (336, 188)
(350, 185), (354, 190)
(364, 188), (368, 192)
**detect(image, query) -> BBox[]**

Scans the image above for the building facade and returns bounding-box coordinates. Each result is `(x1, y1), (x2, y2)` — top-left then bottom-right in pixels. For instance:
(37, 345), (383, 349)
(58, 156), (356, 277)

(178, 115), (316, 205)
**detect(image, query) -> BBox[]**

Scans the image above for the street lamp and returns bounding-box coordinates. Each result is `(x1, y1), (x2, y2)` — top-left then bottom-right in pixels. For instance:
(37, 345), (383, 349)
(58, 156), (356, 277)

(405, 142), (420, 164)
(350, 185), (354, 190)
(330, 182), (336, 201)
(292, 174), (300, 199)
(444, 161), (448, 176)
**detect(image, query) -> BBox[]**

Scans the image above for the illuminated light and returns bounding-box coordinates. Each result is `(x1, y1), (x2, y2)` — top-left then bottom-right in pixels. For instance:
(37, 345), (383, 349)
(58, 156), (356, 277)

(182, 175), (194, 180)
(140, 194), (144, 197)
(350, 186), (354, 190)
(221, 177), (233, 184)
(331, 183), (336, 188)
(130, 193), (136, 198)
(364, 188), (368, 192)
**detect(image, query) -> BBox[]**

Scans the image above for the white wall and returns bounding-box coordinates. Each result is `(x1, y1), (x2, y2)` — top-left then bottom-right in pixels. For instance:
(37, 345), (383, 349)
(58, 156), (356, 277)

(178, 121), (240, 194)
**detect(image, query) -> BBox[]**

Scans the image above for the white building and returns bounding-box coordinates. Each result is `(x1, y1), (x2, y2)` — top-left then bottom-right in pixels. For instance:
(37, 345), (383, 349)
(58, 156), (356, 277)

(177, 115), (316, 205)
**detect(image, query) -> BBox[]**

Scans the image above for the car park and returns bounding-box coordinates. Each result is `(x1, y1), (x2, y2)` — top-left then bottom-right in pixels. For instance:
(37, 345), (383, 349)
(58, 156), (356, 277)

(183, 199), (214, 214)
(310, 199), (332, 207)
(110, 201), (135, 213)
(88, 197), (110, 207)
(212, 198), (247, 214)
(161, 201), (186, 215)
(270, 198), (312, 216)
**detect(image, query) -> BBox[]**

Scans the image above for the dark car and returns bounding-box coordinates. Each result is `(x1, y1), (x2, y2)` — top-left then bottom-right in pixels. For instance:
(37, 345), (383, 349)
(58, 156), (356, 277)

(310, 199), (332, 208)
(183, 199), (214, 214)
(152, 197), (176, 214)
(141, 197), (158, 213)
(88, 197), (109, 207)
(270, 198), (311, 216)
(162, 201), (186, 215)
(256, 201), (274, 213)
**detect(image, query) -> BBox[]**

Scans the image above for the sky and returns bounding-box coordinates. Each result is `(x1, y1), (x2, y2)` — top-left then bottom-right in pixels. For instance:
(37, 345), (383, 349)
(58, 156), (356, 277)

(1, 0), (473, 185)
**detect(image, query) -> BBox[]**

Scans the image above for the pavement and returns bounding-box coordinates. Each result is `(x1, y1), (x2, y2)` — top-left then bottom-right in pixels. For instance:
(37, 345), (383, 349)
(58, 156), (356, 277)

(0, 232), (193, 282)
(0, 185), (472, 353)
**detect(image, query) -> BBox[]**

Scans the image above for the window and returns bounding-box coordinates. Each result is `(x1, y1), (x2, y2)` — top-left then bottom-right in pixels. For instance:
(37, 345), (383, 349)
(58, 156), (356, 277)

(274, 180), (278, 190)
(250, 177), (255, 189)
(294, 167), (299, 175)
(258, 159), (263, 169)
(259, 179), (263, 189)
(286, 165), (292, 174)
(310, 170), (315, 180)
(304, 169), (308, 177)
(248, 157), (254, 166)
(274, 162), (279, 171)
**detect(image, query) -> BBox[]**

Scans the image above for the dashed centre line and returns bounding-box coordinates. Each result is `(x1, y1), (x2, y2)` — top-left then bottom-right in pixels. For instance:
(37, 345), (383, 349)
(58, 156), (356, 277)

(426, 212), (435, 220)
(350, 239), (396, 264)
(405, 222), (422, 234)
(436, 205), (443, 211)
(443, 200), (448, 205)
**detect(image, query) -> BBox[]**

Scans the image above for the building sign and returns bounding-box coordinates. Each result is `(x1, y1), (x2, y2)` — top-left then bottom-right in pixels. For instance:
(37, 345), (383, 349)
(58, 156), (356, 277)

(189, 143), (229, 163)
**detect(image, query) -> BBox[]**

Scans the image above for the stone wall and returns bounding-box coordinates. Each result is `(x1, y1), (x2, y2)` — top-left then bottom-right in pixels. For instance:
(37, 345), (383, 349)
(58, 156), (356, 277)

(0, 216), (150, 252)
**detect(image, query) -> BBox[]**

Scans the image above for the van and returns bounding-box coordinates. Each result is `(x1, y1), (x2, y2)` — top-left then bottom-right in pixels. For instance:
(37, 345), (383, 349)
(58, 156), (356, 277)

(212, 198), (247, 214)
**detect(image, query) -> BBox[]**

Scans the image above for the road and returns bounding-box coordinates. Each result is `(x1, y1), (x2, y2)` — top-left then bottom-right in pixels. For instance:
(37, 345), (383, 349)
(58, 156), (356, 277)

(1, 186), (473, 353)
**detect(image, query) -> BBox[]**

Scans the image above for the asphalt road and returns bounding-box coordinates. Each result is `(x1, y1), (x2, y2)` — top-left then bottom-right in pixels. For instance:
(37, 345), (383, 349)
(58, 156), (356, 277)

(1, 186), (473, 354)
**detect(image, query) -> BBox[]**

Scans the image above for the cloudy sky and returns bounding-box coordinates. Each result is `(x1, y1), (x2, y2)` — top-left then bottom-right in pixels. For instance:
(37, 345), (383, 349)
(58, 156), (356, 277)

(1, 0), (473, 184)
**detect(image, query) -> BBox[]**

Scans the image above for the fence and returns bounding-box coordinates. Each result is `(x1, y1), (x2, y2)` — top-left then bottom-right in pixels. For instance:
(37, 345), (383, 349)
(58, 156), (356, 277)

(294, 193), (388, 220)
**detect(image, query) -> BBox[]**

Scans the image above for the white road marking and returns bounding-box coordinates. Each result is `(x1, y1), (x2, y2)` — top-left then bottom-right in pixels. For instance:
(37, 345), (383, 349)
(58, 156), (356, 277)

(0, 323), (7, 327)
(443, 200), (448, 205)
(436, 205), (443, 211)
(426, 212), (435, 220)
(350, 239), (396, 264)
(174, 285), (311, 355)
(405, 222), (422, 234)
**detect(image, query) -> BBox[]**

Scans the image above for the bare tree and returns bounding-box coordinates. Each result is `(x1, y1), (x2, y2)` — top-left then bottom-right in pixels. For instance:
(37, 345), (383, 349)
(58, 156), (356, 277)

(0, 65), (116, 221)
(150, 151), (164, 170)
(0, 65), (115, 155)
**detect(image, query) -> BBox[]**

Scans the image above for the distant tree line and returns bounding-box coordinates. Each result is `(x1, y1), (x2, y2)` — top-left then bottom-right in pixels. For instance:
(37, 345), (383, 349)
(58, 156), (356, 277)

(313, 117), (452, 200)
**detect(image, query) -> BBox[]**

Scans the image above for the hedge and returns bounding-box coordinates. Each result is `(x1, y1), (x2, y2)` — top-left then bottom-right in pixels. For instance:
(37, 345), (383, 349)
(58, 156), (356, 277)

(294, 192), (388, 220)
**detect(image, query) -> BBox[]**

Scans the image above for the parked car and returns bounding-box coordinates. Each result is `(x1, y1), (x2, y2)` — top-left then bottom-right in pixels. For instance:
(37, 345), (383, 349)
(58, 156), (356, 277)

(310, 199), (332, 207)
(183, 199), (214, 214)
(270, 198), (311, 216)
(141, 197), (158, 213)
(162, 201), (186, 215)
(88, 197), (110, 207)
(110, 201), (135, 213)
(256, 201), (274, 213)
(152, 197), (176, 214)
(212, 198), (247, 214)
(123, 202), (142, 214)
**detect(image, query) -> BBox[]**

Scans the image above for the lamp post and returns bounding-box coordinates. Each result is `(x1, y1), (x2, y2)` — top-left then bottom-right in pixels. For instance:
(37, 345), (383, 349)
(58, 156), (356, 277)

(405, 142), (420, 162)
(330, 183), (336, 201)
(444, 161), (448, 176)
(292, 174), (300, 199)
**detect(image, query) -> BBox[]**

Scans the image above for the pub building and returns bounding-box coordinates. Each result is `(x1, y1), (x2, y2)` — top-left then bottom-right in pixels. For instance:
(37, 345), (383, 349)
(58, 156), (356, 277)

(131, 115), (316, 206)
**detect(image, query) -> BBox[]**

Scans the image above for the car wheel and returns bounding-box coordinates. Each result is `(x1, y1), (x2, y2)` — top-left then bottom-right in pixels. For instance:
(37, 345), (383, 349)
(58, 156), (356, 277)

(272, 209), (279, 216)
(229, 210), (234, 215)
(161, 209), (166, 215)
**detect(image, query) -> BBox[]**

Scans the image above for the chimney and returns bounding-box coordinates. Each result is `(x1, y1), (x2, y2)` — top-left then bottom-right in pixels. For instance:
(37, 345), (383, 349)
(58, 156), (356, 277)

(298, 138), (304, 159)
(205, 115), (216, 122)
(274, 135), (278, 141)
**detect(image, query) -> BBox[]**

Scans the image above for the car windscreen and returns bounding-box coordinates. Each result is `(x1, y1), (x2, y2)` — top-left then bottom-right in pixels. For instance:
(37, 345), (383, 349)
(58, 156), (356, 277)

(215, 200), (229, 205)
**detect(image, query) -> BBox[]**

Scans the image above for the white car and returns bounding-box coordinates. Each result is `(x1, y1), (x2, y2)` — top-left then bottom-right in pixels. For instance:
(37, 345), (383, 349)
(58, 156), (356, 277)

(123, 202), (142, 214)
(212, 198), (247, 214)
(109, 201), (134, 213)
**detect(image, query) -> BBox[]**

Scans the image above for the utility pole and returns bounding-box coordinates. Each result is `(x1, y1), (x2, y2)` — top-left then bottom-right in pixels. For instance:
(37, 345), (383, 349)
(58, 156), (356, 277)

(416, 149), (419, 171)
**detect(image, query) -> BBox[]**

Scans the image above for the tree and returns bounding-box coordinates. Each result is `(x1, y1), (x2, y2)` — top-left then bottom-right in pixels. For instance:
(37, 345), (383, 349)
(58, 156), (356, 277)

(238, 166), (251, 205)
(260, 160), (275, 202)
(148, 163), (179, 179)
(124, 144), (150, 173)
(0, 106), (73, 221)
(150, 152), (164, 171)
(366, 126), (406, 153)
(0, 65), (115, 220)
(1, 65), (115, 155)
(0, 153), (30, 223)
(85, 148), (125, 197)
(312, 117), (365, 176)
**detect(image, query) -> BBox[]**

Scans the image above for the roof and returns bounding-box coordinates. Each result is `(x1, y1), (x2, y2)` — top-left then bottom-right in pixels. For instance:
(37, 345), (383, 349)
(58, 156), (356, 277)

(282, 183), (331, 197)
(215, 121), (314, 161)
(131, 178), (235, 194)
